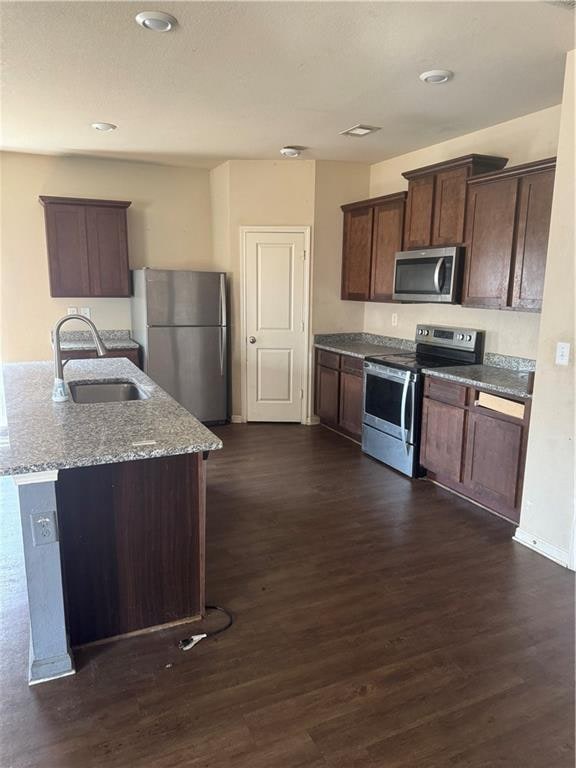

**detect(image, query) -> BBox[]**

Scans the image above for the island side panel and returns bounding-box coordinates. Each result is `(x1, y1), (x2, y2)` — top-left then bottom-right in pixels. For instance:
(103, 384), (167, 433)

(56, 453), (206, 646)
(16, 477), (75, 684)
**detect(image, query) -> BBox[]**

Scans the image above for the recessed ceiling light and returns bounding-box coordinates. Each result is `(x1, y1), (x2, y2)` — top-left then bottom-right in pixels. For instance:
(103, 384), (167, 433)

(339, 124), (381, 137)
(419, 69), (454, 85)
(280, 146), (301, 158)
(91, 122), (117, 132)
(135, 11), (178, 32)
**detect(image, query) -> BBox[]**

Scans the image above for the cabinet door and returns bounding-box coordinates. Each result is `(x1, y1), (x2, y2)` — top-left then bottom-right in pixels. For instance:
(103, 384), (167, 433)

(61, 350), (97, 361)
(338, 371), (363, 439)
(44, 204), (91, 297)
(511, 170), (555, 311)
(462, 178), (518, 308)
(463, 410), (524, 521)
(85, 206), (130, 297)
(370, 198), (405, 301)
(420, 397), (466, 483)
(431, 167), (468, 246)
(341, 207), (373, 300)
(315, 365), (339, 426)
(103, 348), (141, 368)
(403, 175), (435, 249)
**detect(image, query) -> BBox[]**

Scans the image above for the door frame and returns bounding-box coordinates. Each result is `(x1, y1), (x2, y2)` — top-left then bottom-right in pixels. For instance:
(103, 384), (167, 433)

(240, 226), (312, 425)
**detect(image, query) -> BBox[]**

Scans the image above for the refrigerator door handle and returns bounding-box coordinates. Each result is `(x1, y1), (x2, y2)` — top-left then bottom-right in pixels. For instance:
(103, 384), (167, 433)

(219, 326), (226, 376)
(219, 274), (227, 327)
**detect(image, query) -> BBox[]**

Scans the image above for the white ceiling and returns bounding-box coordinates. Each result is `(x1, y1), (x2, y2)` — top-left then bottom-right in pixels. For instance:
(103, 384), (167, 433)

(1, 1), (574, 168)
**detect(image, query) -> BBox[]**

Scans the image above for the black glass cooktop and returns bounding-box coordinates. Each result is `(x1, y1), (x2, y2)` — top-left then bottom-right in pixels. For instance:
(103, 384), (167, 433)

(365, 351), (470, 373)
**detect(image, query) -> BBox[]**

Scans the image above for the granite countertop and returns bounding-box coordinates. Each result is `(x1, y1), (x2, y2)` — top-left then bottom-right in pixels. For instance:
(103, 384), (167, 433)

(315, 340), (401, 359)
(0, 358), (222, 477)
(314, 333), (534, 400)
(314, 332), (415, 359)
(422, 364), (533, 400)
(58, 329), (139, 351)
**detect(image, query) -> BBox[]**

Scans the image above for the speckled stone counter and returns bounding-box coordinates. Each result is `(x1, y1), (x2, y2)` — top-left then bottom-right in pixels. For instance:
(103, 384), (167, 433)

(422, 364), (533, 400)
(314, 332), (414, 359)
(57, 329), (139, 351)
(0, 358), (222, 477)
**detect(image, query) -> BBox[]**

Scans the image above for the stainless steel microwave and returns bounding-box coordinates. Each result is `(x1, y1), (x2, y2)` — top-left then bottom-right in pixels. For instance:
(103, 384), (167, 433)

(393, 247), (464, 303)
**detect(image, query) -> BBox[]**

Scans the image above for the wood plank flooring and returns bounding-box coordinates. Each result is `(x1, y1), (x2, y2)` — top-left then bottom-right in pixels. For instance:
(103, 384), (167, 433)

(1, 423), (573, 767)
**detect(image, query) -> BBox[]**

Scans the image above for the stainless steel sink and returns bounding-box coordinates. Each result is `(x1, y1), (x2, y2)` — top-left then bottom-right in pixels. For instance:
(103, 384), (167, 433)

(69, 380), (149, 404)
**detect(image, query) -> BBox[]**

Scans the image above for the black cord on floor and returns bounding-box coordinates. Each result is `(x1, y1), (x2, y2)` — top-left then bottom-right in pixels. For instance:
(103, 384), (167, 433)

(178, 605), (234, 651)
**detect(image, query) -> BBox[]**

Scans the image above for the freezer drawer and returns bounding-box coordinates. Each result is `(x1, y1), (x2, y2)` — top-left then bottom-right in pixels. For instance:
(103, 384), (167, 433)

(146, 326), (227, 423)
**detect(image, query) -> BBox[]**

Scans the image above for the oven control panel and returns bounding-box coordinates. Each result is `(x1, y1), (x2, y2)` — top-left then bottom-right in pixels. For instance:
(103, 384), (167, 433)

(416, 324), (483, 353)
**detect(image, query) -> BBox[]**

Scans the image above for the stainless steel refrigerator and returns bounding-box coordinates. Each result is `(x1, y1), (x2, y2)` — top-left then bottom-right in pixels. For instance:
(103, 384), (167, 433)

(130, 269), (228, 424)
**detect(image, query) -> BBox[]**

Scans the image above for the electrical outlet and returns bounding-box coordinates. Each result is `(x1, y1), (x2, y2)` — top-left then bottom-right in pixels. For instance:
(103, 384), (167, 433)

(79, 307), (91, 319)
(30, 510), (58, 546)
(555, 342), (571, 366)
(67, 307), (78, 315)
(391, 313), (398, 327)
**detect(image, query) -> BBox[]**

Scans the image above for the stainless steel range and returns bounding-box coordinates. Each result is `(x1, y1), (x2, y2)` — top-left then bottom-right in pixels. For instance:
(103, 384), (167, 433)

(362, 324), (485, 477)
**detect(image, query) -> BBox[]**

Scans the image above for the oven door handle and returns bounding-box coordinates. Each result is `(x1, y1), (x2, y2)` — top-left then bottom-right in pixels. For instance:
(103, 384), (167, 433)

(433, 257), (445, 294)
(400, 371), (412, 455)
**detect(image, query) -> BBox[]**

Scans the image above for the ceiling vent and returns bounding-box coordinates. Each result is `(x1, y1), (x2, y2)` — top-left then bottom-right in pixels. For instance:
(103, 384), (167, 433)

(340, 124), (381, 137)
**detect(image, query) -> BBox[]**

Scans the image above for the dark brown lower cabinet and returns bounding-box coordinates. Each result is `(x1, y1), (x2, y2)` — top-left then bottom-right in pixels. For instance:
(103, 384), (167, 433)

(315, 364), (340, 426)
(57, 453), (206, 646)
(463, 410), (524, 515)
(315, 350), (363, 441)
(339, 371), (363, 438)
(420, 377), (529, 523)
(420, 398), (466, 483)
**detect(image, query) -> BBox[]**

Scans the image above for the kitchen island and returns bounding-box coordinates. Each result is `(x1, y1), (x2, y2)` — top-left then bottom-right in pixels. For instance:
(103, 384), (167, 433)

(1, 358), (222, 684)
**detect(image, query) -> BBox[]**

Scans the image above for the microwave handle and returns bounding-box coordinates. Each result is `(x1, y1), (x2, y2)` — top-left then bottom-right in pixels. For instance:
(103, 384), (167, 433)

(433, 257), (445, 294)
(400, 371), (411, 455)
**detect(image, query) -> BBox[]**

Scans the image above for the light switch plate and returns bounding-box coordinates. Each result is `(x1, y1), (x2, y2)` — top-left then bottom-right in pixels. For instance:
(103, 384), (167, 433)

(555, 342), (571, 366)
(391, 313), (398, 327)
(30, 510), (58, 546)
(79, 307), (91, 319)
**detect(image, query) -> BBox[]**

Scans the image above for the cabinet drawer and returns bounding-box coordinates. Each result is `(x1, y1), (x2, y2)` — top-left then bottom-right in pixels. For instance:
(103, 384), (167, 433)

(317, 349), (341, 370)
(424, 376), (467, 407)
(340, 355), (363, 376)
(61, 349), (97, 361)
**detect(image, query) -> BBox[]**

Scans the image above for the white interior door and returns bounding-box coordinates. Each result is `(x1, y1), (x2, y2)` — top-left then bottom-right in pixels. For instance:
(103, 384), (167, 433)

(244, 229), (308, 422)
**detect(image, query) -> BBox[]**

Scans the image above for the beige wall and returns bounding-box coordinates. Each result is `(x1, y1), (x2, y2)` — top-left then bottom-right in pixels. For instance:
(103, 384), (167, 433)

(312, 161), (369, 334)
(0, 151), (212, 361)
(364, 105), (562, 357)
(518, 52), (575, 564)
(210, 159), (316, 416)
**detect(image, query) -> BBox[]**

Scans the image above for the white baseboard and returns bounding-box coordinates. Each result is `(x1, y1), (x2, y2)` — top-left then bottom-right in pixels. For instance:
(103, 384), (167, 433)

(230, 415), (244, 424)
(513, 528), (571, 569)
(304, 416), (320, 426)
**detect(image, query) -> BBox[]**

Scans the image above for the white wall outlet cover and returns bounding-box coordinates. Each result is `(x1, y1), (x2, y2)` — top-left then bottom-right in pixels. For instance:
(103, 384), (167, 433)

(555, 341), (571, 366)
(79, 307), (91, 319)
(67, 307), (77, 315)
(391, 313), (398, 327)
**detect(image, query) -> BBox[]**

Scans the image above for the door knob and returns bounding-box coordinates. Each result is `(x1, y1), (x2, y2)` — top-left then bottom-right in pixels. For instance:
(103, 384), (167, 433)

(249, 336), (256, 344)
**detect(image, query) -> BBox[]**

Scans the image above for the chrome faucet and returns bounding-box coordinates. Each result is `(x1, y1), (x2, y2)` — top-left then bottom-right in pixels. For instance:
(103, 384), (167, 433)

(52, 315), (107, 402)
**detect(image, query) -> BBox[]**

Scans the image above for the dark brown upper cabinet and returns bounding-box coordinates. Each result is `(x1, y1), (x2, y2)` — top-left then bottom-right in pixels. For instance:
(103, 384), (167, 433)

(463, 158), (556, 312)
(402, 154), (509, 250)
(40, 196), (131, 298)
(341, 192), (406, 302)
(340, 204), (374, 300)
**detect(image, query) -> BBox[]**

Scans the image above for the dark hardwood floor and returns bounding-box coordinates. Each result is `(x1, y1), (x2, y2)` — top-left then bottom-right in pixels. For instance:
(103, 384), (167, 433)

(1, 424), (574, 767)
